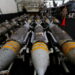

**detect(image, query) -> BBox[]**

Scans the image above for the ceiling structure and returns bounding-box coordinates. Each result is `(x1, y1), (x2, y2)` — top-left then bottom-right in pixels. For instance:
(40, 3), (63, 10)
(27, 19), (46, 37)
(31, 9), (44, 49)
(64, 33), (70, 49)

(44, 0), (70, 7)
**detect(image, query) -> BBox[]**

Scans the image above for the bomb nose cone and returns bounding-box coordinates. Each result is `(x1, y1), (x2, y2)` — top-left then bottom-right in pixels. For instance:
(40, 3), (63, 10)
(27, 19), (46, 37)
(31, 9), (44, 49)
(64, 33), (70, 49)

(38, 69), (45, 75)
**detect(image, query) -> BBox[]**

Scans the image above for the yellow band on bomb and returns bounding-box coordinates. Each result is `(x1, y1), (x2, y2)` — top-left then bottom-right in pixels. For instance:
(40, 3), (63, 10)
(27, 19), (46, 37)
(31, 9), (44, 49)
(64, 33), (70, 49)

(33, 42), (47, 47)
(32, 42), (48, 52)
(2, 41), (21, 53)
(62, 42), (75, 55)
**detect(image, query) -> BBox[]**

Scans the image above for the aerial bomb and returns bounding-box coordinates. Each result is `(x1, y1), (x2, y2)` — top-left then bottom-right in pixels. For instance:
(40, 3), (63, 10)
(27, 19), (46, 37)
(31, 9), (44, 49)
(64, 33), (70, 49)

(0, 23), (30, 70)
(46, 18), (75, 64)
(2, 21), (13, 30)
(11, 18), (21, 28)
(0, 24), (9, 43)
(10, 19), (18, 28)
(34, 24), (45, 42)
(31, 42), (49, 75)
(49, 25), (72, 45)
(0, 25), (7, 35)
(0, 41), (21, 70)
(10, 22), (30, 44)
(31, 24), (49, 75)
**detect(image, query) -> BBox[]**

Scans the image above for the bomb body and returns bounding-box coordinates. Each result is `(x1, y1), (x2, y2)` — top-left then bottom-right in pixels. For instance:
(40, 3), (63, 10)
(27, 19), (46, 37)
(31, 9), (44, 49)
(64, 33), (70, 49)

(0, 24), (30, 70)
(31, 25), (49, 75)
(47, 20), (75, 64)
(0, 41), (21, 70)
(31, 42), (49, 75)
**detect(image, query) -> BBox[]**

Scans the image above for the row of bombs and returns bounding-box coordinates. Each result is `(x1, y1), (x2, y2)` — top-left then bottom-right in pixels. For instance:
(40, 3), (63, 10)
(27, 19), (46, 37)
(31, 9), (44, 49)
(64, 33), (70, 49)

(0, 14), (30, 44)
(0, 14), (49, 44)
(0, 15), (75, 75)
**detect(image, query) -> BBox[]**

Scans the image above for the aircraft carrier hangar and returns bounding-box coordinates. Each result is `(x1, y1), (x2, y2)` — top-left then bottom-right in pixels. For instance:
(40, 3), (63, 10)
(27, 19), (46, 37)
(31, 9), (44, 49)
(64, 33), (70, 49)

(0, 0), (75, 75)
